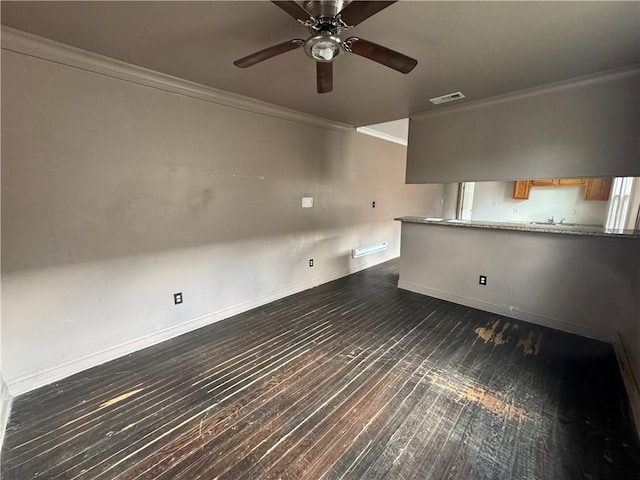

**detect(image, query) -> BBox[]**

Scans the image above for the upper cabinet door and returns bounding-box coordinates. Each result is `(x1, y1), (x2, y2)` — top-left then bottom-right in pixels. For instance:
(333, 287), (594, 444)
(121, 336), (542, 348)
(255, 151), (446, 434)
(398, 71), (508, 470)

(584, 178), (613, 201)
(513, 180), (532, 199)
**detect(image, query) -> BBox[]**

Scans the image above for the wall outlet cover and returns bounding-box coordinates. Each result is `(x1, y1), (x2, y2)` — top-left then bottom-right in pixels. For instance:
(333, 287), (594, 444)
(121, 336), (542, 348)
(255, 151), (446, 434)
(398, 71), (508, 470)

(302, 196), (313, 208)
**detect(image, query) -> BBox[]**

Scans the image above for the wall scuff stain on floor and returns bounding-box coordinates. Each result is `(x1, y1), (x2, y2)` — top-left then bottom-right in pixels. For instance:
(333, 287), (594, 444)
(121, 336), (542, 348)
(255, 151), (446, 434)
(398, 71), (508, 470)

(475, 320), (543, 357)
(517, 331), (542, 356)
(474, 320), (511, 346)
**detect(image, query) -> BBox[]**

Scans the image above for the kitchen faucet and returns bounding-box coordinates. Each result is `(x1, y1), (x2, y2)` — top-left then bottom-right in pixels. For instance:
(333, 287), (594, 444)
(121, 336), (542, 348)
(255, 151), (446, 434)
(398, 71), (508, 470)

(546, 216), (554, 224)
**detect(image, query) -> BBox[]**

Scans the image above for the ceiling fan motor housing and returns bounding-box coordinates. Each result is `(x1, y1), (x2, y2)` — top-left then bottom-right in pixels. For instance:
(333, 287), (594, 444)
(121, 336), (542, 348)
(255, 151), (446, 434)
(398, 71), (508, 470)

(233, 1), (417, 93)
(303, 0), (347, 19)
(301, 0), (351, 62)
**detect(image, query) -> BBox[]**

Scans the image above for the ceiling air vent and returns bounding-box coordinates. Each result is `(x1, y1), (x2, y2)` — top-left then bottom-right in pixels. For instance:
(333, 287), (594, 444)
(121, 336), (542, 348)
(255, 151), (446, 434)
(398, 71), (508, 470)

(429, 91), (465, 105)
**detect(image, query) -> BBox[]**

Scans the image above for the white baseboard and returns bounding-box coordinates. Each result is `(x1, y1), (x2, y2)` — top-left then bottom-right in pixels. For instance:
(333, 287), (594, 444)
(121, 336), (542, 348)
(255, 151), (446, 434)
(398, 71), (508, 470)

(397, 281), (617, 343)
(398, 280), (640, 437)
(0, 380), (12, 454)
(6, 257), (389, 397)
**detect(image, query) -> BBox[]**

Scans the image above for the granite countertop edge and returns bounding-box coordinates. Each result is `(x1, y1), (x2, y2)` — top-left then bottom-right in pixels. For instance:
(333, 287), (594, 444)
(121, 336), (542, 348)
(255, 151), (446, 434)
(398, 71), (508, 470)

(394, 216), (640, 239)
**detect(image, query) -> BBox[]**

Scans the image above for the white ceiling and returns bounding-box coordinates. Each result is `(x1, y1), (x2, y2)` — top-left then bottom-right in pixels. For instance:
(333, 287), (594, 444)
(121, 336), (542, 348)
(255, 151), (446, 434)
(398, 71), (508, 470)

(2, 1), (638, 126)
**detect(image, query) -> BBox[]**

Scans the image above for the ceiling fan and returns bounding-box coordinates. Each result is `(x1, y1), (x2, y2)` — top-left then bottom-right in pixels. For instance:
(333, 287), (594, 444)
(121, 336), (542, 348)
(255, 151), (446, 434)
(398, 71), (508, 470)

(233, 0), (417, 94)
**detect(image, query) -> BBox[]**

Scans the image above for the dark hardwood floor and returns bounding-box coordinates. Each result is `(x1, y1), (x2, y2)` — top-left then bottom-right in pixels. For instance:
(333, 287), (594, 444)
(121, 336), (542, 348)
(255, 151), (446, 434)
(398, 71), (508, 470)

(3, 260), (639, 479)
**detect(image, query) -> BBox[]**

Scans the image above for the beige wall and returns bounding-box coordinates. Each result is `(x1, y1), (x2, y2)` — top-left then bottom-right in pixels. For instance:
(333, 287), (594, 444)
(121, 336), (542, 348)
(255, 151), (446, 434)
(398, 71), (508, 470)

(1, 49), (438, 394)
(406, 68), (640, 184)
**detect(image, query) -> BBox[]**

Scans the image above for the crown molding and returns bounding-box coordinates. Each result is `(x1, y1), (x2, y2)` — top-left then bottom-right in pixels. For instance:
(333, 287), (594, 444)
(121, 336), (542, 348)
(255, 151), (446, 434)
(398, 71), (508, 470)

(1, 26), (353, 134)
(411, 64), (640, 121)
(355, 126), (408, 146)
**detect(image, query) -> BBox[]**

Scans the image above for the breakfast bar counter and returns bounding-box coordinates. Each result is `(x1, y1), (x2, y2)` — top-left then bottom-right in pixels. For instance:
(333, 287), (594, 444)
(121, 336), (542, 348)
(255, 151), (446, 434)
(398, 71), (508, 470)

(395, 216), (640, 240)
(393, 215), (640, 362)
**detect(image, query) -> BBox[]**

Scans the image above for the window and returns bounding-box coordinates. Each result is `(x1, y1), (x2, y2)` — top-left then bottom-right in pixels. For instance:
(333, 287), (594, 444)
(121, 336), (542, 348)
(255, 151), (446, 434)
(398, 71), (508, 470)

(605, 177), (639, 230)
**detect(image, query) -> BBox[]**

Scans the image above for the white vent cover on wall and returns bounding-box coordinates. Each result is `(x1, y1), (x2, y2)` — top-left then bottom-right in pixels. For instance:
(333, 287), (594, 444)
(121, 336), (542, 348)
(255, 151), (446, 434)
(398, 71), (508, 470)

(352, 242), (388, 258)
(429, 91), (465, 105)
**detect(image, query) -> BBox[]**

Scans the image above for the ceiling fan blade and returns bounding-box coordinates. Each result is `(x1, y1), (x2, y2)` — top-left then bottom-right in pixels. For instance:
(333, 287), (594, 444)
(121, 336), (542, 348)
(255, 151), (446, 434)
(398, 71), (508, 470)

(271, 1), (310, 21)
(345, 37), (417, 74)
(317, 62), (333, 94)
(338, 1), (396, 27)
(233, 39), (304, 68)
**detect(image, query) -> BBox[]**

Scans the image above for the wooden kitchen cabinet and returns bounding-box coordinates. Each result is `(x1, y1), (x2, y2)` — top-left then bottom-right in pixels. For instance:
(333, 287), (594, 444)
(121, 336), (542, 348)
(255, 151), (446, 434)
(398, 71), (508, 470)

(512, 177), (612, 200)
(584, 177), (612, 201)
(512, 180), (532, 199)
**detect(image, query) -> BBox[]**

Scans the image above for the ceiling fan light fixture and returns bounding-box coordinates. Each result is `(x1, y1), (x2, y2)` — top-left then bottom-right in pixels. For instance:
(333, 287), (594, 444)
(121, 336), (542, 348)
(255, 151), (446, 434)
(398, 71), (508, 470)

(234, 1), (418, 92)
(304, 34), (342, 62)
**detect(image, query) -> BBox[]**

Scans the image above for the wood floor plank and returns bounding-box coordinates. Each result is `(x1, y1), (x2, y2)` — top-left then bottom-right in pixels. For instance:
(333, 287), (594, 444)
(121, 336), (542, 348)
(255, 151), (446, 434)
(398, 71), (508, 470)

(318, 312), (472, 480)
(2, 260), (639, 480)
(291, 316), (463, 480)
(81, 286), (410, 478)
(175, 309), (439, 480)
(8, 307), (336, 470)
(119, 298), (413, 479)
(222, 311), (444, 480)
(280, 313), (459, 478)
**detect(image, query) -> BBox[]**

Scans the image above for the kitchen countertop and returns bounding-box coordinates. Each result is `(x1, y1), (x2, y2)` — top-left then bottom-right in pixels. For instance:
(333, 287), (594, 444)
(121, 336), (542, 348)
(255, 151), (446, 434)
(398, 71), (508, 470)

(395, 216), (640, 239)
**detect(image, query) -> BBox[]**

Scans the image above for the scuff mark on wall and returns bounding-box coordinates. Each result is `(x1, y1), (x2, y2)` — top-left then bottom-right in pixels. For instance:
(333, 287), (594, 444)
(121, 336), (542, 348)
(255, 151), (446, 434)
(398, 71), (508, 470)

(199, 187), (213, 211)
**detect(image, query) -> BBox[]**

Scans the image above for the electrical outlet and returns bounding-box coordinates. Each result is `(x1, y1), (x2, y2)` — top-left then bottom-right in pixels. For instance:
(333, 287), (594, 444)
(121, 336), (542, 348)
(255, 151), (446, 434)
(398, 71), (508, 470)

(174, 292), (183, 304)
(309, 259), (314, 267)
(372, 201), (376, 208)
(479, 275), (487, 286)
